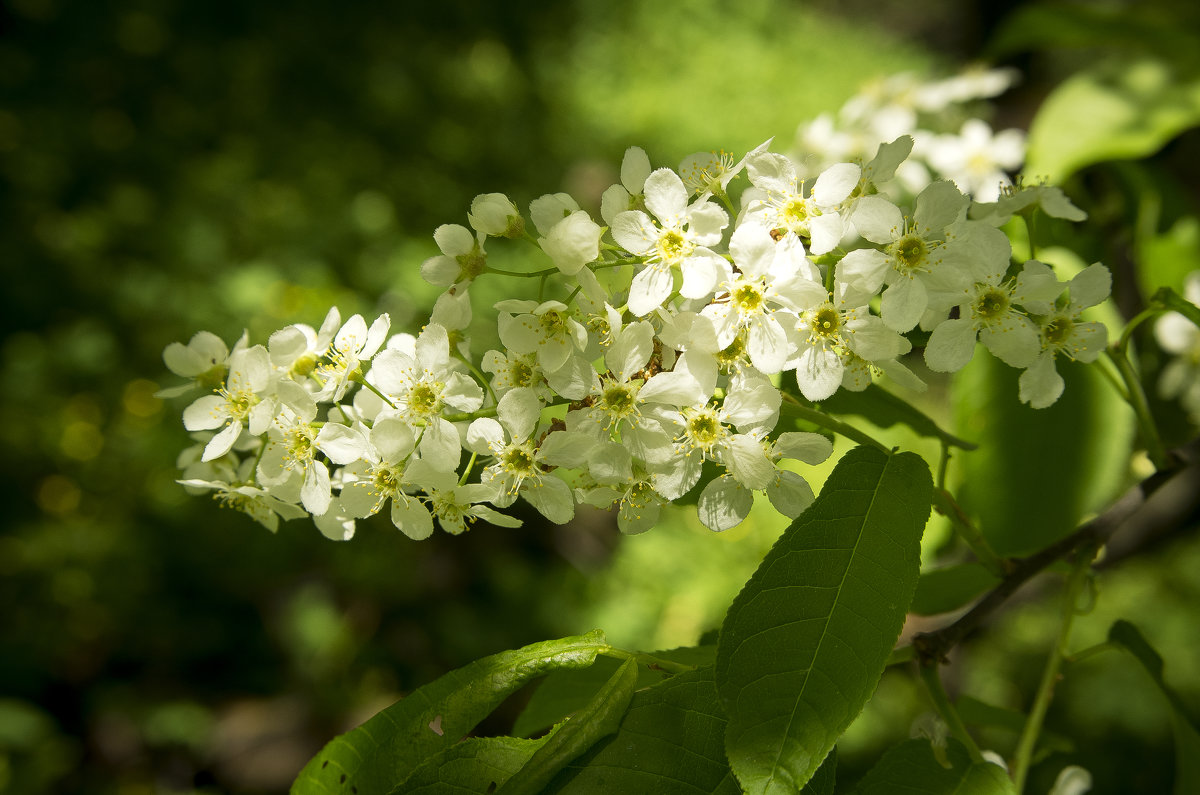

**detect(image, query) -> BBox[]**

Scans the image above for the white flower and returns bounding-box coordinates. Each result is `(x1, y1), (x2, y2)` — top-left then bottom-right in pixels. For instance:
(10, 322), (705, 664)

(678, 138), (772, 198)
(496, 299), (589, 374)
(467, 388), (593, 524)
(268, 306), (341, 381)
(179, 459), (307, 533)
(1019, 263), (1111, 408)
(925, 260), (1059, 372)
(840, 181), (983, 332)
(314, 313), (391, 402)
(468, 193), (524, 238)
(539, 210), (602, 275)
(611, 168), (730, 316)
(420, 224), (487, 286)
(404, 460), (521, 535)
(337, 415), (432, 539)
(257, 402), (331, 516)
(601, 146), (652, 227)
(159, 329), (247, 398)
(182, 345), (278, 462)
(744, 153), (860, 255)
(701, 222), (825, 374)
(926, 119), (1025, 202)
(370, 323), (483, 471)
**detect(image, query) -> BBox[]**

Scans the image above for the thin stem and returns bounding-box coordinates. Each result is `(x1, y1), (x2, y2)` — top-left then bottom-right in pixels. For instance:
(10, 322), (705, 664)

(1089, 356), (1129, 402)
(780, 394), (890, 453)
(932, 488), (1009, 577)
(353, 375), (399, 410)
(600, 647), (697, 675)
(937, 443), (951, 490)
(1106, 346), (1168, 470)
(919, 659), (984, 763)
(1012, 546), (1095, 793)
(1117, 306), (1162, 351)
(458, 451), (478, 486)
(1065, 641), (1117, 667)
(1021, 211), (1037, 261)
(483, 264), (558, 279)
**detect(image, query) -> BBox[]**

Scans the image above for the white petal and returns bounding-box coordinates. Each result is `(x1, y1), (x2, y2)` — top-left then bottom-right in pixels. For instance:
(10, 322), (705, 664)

(606, 321), (654, 382)
(433, 223), (475, 256)
(610, 210), (657, 254)
(643, 168), (688, 222)
(628, 262), (674, 317)
(925, 318), (978, 372)
(466, 417), (505, 453)
(498, 387), (541, 441)
(748, 316), (789, 375)
(724, 434), (775, 490)
(371, 415), (417, 462)
(774, 432), (834, 464)
(538, 430), (596, 468)
(849, 196), (904, 245)
(881, 277), (928, 333)
(301, 462), (332, 516)
(836, 248), (890, 295)
(980, 318), (1040, 368)
(1068, 263), (1112, 309)
(183, 394), (226, 431)
(914, 180), (967, 233)
(523, 477), (575, 524)
(419, 418), (462, 471)
(392, 498), (434, 540)
(679, 253), (720, 300)
(697, 476), (754, 531)
(1019, 353), (1065, 409)
(621, 146), (652, 192)
(766, 469), (815, 518)
(812, 162), (861, 206)
(202, 422), (242, 462)
(315, 424), (370, 465)
(796, 346), (844, 401)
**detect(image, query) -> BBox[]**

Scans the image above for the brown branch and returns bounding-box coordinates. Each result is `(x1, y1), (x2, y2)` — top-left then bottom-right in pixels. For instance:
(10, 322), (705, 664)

(913, 439), (1200, 665)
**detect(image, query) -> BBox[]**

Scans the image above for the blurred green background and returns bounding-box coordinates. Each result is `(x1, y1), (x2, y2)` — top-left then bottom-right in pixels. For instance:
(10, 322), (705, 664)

(3, 0), (1199, 792)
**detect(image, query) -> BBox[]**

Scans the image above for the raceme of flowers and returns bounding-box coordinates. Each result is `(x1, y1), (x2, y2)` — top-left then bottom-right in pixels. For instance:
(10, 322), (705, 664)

(161, 73), (1112, 541)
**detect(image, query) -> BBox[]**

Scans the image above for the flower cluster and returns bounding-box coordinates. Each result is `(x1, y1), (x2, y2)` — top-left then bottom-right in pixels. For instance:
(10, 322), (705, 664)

(162, 74), (1111, 540)
(794, 66), (1026, 202)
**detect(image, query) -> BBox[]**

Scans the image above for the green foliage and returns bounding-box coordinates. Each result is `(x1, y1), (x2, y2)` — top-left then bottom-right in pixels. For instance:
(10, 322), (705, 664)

(1109, 621), (1200, 795)
(513, 646), (716, 739)
(715, 446), (933, 793)
(911, 563), (1001, 617)
(953, 352), (1131, 557)
(851, 738), (1014, 795)
(292, 631), (609, 794)
(816, 384), (977, 451)
(1025, 57), (1200, 183)
(545, 666), (739, 793)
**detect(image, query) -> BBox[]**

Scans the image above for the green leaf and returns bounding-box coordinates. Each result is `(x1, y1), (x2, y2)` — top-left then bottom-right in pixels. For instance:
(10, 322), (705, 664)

(497, 658), (638, 794)
(955, 696), (1074, 760)
(1025, 57), (1200, 183)
(852, 739), (1014, 794)
(715, 445), (933, 794)
(814, 383), (976, 450)
(1109, 620), (1200, 795)
(291, 631), (609, 795)
(952, 351), (1131, 557)
(544, 666), (741, 794)
(514, 646), (716, 739)
(910, 563), (1001, 617)
(390, 736), (549, 794)
(802, 748), (836, 795)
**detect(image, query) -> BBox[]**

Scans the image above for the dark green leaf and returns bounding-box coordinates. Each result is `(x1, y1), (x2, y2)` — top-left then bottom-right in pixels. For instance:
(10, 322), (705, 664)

(955, 696), (1074, 760)
(498, 658), (638, 794)
(1109, 620), (1200, 795)
(910, 563), (1001, 616)
(952, 351), (1131, 557)
(291, 631), (609, 795)
(814, 383), (976, 450)
(802, 748), (836, 795)
(852, 739), (1014, 794)
(514, 646), (716, 739)
(390, 736), (548, 794)
(545, 666), (740, 794)
(715, 446), (933, 794)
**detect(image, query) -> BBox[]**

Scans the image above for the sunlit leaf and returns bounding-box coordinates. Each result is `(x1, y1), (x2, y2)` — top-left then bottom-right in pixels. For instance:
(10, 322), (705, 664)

(1025, 57), (1200, 183)
(291, 631), (609, 795)
(391, 736), (548, 794)
(715, 446), (933, 794)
